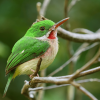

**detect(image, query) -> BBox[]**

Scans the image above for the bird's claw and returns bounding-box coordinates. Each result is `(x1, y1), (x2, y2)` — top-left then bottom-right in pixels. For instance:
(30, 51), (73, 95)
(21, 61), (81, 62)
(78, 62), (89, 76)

(29, 69), (39, 79)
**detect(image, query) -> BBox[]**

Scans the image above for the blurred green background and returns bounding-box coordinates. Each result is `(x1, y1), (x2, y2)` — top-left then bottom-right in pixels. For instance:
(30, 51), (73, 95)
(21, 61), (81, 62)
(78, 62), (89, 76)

(0, 0), (100, 100)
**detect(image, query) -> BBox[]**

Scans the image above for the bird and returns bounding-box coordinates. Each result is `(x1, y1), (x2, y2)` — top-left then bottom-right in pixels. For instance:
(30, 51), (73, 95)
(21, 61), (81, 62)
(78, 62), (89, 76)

(3, 17), (69, 97)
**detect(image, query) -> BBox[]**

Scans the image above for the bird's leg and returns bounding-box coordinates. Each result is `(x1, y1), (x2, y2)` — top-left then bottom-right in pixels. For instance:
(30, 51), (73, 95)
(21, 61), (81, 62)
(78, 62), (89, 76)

(29, 69), (39, 79)
(29, 58), (42, 79)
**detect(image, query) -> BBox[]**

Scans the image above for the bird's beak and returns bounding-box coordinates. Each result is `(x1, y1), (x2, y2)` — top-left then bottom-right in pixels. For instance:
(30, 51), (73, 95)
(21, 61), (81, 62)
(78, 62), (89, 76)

(49, 17), (69, 31)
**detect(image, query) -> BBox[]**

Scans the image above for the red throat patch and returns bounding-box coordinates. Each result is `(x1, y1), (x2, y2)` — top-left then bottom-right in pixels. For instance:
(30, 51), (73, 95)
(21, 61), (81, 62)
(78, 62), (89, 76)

(48, 30), (57, 39)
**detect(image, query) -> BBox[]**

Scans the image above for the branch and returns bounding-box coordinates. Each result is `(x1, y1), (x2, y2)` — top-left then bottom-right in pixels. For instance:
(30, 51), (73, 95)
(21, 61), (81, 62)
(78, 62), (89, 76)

(28, 66), (100, 85)
(57, 27), (100, 43)
(29, 66), (100, 100)
(27, 66), (100, 99)
(29, 78), (100, 91)
(71, 81), (97, 100)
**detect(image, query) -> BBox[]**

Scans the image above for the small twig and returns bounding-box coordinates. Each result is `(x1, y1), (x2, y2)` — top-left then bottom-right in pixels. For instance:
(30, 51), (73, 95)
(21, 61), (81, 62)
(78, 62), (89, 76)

(48, 42), (99, 76)
(37, 69), (46, 100)
(64, 0), (69, 19)
(71, 81), (98, 100)
(36, 0), (50, 20)
(48, 66), (100, 79)
(29, 78), (100, 91)
(72, 43), (89, 63)
(32, 58), (42, 77)
(94, 57), (100, 63)
(68, 0), (80, 11)
(63, 66), (100, 79)
(64, 0), (69, 30)
(21, 58), (42, 99)
(21, 80), (30, 99)
(40, 0), (50, 16)
(36, 2), (41, 20)
(57, 27), (100, 43)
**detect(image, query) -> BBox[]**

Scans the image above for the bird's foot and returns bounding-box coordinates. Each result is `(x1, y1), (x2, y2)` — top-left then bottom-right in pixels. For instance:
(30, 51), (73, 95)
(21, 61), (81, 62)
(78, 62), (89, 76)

(29, 69), (39, 79)
(30, 69), (35, 73)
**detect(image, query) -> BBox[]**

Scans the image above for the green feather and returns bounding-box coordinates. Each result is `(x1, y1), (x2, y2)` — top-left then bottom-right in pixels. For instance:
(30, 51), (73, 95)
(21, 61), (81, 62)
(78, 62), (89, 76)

(25, 20), (55, 37)
(6, 36), (50, 74)
(3, 72), (13, 97)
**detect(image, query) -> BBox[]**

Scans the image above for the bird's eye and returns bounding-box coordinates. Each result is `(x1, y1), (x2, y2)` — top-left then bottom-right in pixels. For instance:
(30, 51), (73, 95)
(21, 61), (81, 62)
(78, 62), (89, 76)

(40, 26), (45, 31)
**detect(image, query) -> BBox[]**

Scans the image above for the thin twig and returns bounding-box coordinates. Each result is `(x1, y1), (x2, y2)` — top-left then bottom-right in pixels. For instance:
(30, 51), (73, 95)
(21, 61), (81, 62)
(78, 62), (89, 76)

(64, 0), (69, 19)
(32, 58), (42, 77)
(36, 0), (50, 18)
(40, 0), (50, 16)
(21, 80), (30, 99)
(64, 0), (69, 30)
(73, 28), (97, 62)
(36, 2), (41, 20)
(71, 81), (98, 100)
(48, 42), (99, 76)
(21, 58), (42, 99)
(62, 66), (100, 79)
(68, 0), (80, 11)
(37, 69), (46, 100)
(57, 27), (100, 43)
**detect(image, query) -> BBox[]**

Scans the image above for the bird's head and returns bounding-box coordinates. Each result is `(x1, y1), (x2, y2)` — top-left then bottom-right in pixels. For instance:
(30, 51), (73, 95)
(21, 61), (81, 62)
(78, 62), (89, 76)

(25, 17), (69, 39)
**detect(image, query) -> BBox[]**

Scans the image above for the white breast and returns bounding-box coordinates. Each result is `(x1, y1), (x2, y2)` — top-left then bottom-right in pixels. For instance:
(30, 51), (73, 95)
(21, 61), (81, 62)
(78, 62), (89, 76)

(13, 38), (58, 78)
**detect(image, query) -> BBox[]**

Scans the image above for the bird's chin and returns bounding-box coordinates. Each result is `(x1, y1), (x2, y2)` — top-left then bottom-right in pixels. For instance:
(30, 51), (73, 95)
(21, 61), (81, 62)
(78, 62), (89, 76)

(47, 30), (57, 39)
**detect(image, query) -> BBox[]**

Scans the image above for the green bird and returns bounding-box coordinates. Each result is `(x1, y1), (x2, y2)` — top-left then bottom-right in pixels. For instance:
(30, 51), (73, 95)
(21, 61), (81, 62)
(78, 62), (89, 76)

(3, 17), (69, 97)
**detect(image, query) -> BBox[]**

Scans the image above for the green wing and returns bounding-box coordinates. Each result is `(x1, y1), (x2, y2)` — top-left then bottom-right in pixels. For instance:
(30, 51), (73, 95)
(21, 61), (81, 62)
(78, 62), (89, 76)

(6, 36), (50, 75)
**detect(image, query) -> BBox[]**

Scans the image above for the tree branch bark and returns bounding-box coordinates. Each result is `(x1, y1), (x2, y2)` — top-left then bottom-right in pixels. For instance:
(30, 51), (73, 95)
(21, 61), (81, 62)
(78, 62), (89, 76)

(25, 66), (100, 85)
(58, 27), (100, 43)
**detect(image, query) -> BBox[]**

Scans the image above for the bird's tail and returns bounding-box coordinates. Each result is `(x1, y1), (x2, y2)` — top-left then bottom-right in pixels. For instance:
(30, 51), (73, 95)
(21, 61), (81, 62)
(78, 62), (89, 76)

(3, 72), (13, 97)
